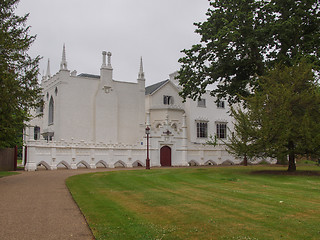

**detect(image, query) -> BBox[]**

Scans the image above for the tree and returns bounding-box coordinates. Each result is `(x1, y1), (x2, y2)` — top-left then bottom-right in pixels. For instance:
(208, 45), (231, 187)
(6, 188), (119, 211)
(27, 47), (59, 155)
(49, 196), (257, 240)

(177, 0), (320, 103)
(228, 61), (320, 171)
(225, 107), (259, 166)
(0, 0), (42, 148)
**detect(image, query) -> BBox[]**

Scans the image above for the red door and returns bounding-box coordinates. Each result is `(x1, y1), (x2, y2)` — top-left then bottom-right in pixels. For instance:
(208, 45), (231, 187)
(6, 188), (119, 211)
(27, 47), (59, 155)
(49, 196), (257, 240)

(160, 146), (171, 167)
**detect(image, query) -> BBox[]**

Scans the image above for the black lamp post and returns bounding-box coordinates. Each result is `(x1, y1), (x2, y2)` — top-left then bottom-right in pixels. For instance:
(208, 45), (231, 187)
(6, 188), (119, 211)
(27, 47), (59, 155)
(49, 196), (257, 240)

(145, 126), (150, 170)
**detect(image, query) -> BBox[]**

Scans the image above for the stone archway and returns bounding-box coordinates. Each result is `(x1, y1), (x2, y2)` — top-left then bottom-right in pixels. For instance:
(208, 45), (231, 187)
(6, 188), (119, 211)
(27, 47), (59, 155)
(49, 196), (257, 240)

(160, 146), (171, 167)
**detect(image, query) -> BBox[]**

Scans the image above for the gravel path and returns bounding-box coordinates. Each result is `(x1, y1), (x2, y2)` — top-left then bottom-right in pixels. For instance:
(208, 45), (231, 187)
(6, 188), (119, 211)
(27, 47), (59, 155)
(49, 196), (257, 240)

(0, 168), (118, 240)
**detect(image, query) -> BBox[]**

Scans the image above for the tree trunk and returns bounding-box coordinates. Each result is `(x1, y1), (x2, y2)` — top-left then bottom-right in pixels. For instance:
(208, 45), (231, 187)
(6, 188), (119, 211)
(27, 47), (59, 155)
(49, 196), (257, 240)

(243, 155), (248, 166)
(287, 140), (296, 172)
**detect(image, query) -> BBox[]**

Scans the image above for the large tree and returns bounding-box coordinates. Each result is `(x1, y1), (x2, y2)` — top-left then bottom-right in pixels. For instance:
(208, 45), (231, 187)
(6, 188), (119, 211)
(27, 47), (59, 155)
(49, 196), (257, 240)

(0, 0), (42, 148)
(177, 0), (320, 103)
(228, 61), (320, 171)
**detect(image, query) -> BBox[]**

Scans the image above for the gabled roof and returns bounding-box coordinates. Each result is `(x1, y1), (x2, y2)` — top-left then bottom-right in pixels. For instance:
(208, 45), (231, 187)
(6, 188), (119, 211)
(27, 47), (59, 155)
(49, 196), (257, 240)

(145, 80), (169, 95)
(77, 73), (100, 79)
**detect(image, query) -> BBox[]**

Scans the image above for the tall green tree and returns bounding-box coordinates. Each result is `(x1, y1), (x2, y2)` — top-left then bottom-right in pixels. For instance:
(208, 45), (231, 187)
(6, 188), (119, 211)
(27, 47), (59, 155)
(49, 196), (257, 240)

(228, 61), (320, 171)
(225, 107), (259, 166)
(177, 0), (320, 103)
(0, 0), (42, 148)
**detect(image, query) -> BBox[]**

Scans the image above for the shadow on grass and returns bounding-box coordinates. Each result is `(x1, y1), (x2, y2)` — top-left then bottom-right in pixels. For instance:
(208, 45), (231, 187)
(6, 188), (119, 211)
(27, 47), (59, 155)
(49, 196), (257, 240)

(251, 170), (320, 176)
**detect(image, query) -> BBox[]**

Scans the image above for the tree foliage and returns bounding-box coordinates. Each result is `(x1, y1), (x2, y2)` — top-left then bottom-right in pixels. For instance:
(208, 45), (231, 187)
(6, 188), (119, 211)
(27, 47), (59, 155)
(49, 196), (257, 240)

(227, 61), (320, 171)
(178, 0), (320, 103)
(0, 0), (42, 148)
(225, 107), (259, 166)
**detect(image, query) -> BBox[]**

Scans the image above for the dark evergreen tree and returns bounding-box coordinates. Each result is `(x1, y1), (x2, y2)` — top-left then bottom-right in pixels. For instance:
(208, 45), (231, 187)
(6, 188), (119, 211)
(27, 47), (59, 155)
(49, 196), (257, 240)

(0, 0), (42, 148)
(228, 61), (320, 171)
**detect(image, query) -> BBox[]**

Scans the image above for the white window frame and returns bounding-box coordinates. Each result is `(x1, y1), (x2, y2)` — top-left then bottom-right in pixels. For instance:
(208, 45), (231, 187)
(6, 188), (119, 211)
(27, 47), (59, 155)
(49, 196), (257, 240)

(217, 100), (225, 109)
(48, 96), (54, 125)
(216, 122), (227, 139)
(163, 95), (174, 105)
(196, 121), (208, 138)
(34, 126), (40, 140)
(197, 98), (206, 107)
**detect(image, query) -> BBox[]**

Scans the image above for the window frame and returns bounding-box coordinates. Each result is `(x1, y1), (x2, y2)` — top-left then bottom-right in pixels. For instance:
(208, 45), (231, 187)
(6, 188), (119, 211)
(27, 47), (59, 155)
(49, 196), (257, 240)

(197, 98), (206, 108)
(217, 100), (225, 109)
(163, 95), (174, 105)
(34, 126), (40, 140)
(48, 96), (54, 125)
(196, 121), (208, 138)
(216, 122), (227, 139)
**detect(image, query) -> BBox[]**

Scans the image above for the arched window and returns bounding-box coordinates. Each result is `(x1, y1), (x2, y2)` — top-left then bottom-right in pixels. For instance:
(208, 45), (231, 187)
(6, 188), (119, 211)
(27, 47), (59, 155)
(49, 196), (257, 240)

(48, 96), (54, 125)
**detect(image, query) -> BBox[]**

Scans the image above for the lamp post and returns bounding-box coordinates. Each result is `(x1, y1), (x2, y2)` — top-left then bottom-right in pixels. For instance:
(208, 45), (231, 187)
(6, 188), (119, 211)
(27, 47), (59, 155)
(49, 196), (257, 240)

(145, 126), (150, 169)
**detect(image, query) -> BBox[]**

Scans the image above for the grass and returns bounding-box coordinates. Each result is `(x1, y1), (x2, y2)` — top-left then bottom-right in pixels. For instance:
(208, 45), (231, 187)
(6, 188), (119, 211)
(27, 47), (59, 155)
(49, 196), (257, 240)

(0, 171), (19, 178)
(296, 157), (319, 166)
(66, 166), (320, 240)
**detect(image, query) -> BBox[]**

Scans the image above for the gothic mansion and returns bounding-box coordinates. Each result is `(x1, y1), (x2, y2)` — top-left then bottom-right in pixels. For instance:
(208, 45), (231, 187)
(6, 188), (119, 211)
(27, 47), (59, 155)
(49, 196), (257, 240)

(24, 46), (242, 171)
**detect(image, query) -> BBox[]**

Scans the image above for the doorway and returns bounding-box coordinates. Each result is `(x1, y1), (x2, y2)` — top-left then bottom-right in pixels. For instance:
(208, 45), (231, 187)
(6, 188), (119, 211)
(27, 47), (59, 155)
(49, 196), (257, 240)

(160, 146), (171, 167)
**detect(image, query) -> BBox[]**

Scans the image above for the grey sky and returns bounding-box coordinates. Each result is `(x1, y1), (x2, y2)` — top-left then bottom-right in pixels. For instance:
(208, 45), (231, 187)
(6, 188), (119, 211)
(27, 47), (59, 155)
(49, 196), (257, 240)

(16, 0), (209, 86)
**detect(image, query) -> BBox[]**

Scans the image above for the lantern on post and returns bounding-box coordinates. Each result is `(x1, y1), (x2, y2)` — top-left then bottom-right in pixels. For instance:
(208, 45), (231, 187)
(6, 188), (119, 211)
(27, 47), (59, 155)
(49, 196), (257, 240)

(145, 126), (150, 169)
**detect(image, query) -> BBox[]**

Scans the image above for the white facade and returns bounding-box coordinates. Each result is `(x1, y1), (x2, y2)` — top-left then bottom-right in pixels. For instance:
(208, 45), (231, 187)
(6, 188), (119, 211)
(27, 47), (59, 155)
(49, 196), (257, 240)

(24, 46), (273, 171)
(145, 72), (239, 167)
(34, 47), (145, 145)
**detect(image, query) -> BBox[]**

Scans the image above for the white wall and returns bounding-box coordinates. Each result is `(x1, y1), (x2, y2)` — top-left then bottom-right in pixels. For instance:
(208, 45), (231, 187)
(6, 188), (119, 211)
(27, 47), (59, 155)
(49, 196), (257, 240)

(58, 75), (99, 141)
(185, 91), (233, 144)
(24, 138), (249, 171)
(30, 58), (145, 145)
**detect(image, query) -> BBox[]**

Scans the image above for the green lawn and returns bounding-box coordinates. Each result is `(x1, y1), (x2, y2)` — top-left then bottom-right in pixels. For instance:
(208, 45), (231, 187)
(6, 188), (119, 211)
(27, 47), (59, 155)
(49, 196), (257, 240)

(66, 166), (320, 240)
(0, 171), (19, 178)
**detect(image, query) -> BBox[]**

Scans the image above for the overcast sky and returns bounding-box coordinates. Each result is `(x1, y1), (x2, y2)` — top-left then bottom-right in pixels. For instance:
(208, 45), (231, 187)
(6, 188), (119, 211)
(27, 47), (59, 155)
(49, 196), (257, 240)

(16, 0), (210, 86)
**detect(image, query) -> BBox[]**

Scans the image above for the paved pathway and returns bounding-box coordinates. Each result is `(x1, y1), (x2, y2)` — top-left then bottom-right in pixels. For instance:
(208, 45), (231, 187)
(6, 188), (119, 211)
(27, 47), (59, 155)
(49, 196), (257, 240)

(0, 168), (117, 240)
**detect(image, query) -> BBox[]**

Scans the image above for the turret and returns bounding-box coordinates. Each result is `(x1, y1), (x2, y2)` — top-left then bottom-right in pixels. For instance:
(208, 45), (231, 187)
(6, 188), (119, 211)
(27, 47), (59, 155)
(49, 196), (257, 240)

(46, 59), (51, 79)
(60, 44), (68, 71)
(100, 51), (113, 86)
(182, 113), (187, 147)
(169, 71), (181, 88)
(137, 56), (146, 92)
(137, 57), (145, 80)
(41, 58), (51, 83)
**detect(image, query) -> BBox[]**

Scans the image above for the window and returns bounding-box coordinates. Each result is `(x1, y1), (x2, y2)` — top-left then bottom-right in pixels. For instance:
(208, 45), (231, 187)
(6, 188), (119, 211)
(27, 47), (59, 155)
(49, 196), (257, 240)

(217, 100), (225, 109)
(197, 98), (206, 107)
(163, 95), (174, 105)
(34, 126), (40, 140)
(55, 87), (58, 96)
(44, 135), (53, 141)
(48, 96), (54, 125)
(197, 122), (208, 138)
(216, 123), (227, 139)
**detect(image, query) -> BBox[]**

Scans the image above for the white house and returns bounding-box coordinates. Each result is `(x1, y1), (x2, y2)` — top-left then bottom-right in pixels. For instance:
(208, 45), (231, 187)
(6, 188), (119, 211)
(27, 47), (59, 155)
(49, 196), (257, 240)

(24, 46), (270, 171)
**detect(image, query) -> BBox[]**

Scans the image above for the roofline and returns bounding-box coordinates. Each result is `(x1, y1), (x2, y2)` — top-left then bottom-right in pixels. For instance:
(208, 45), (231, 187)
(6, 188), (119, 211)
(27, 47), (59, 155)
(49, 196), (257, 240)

(145, 79), (169, 95)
